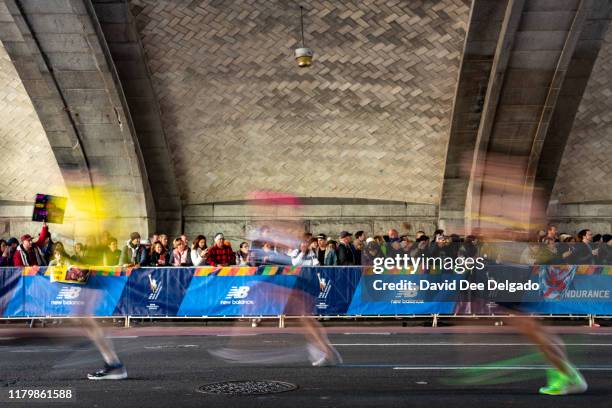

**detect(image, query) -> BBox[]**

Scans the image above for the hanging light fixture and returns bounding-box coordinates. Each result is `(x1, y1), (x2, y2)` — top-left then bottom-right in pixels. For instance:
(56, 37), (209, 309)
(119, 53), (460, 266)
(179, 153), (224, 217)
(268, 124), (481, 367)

(294, 6), (313, 67)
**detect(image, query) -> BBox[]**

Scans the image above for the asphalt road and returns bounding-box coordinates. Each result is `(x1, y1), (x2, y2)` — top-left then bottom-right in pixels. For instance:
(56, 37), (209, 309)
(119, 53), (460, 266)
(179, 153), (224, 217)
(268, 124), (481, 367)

(2, 326), (612, 407)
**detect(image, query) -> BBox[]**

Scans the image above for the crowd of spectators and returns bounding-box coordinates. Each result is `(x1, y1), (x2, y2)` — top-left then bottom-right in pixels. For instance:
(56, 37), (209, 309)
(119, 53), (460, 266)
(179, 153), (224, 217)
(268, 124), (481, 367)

(1, 223), (611, 268)
(519, 225), (612, 265)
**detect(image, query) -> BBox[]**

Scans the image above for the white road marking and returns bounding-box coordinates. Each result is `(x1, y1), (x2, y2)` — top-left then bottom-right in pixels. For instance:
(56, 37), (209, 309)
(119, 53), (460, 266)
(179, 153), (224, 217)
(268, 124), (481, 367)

(9, 348), (89, 353)
(331, 343), (612, 346)
(144, 344), (201, 349)
(393, 366), (612, 371)
(108, 336), (138, 339)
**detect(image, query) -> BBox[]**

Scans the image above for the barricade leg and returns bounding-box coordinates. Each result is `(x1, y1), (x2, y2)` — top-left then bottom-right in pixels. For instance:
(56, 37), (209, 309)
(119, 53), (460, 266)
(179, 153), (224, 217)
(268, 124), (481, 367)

(124, 316), (130, 328)
(432, 314), (438, 328)
(278, 314), (285, 329)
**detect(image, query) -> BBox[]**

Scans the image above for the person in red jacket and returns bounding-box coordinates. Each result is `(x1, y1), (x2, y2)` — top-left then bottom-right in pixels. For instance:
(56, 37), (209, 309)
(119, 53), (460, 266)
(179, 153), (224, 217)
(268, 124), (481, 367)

(13, 222), (49, 266)
(205, 233), (235, 266)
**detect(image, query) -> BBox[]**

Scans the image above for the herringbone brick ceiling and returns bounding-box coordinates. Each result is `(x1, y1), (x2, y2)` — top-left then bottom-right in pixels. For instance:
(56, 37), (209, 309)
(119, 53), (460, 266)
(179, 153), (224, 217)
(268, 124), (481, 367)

(130, 0), (471, 205)
(552, 26), (612, 205)
(0, 42), (67, 203)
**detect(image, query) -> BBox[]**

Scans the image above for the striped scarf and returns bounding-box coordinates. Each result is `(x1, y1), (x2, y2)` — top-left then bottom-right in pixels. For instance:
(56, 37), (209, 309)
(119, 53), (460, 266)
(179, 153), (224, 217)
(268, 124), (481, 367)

(17, 244), (46, 266)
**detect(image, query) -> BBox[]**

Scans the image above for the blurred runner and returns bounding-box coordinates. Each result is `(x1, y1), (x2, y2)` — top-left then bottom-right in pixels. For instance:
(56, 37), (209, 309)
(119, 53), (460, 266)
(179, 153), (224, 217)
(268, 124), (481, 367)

(83, 317), (128, 380)
(48, 263), (128, 380)
(212, 191), (342, 366)
(54, 181), (128, 380)
(465, 154), (586, 395)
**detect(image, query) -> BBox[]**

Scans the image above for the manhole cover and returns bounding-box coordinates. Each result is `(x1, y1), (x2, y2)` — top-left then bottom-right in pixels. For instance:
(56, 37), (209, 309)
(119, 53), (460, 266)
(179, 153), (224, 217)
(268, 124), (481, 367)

(197, 380), (298, 395)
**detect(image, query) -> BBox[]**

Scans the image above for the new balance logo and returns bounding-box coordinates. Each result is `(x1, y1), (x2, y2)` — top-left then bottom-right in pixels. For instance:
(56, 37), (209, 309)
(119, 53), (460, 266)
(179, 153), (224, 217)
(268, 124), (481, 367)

(226, 286), (250, 299)
(399, 289), (418, 298)
(56, 286), (82, 300)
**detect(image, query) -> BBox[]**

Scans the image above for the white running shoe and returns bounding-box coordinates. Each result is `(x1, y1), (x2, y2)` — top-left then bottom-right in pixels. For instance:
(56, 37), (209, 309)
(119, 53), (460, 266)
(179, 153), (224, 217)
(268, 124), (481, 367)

(87, 363), (128, 380)
(307, 344), (342, 367)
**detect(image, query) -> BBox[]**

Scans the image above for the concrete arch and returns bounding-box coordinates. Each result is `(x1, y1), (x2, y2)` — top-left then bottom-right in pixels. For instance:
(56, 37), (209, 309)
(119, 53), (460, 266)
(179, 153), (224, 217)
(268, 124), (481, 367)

(0, 0), (153, 239)
(440, 0), (612, 234)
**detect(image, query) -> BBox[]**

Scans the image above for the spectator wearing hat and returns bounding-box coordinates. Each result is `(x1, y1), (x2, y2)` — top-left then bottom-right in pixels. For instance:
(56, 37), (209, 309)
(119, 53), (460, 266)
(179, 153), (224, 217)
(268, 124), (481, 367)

(324, 239), (338, 265)
(410, 235), (430, 259)
(387, 237), (403, 258)
(315, 234), (327, 265)
(430, 234), (452, 261)
(362, 241), (384, 266)
(337, 231), (356, 265)
(119, 232), (148, 267)
(13, 222), (49, 267)
(206, 233), (236, 267)
(3, 237), (19, 266)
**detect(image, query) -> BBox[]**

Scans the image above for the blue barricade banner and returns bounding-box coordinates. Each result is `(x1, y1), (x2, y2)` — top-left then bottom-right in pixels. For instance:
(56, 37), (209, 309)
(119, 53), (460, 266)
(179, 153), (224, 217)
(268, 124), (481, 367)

(179, 275), (298, 316)
(2, 267), (128, 317)
(1, 265), (612, 317)
(117, 268), (193, 316)
(0, 268), (22, 317)
(314, 267), (362, 315)
(347, 274), (457, 315)
(521, 265), (612, 315)
(177, 265), (305, 316)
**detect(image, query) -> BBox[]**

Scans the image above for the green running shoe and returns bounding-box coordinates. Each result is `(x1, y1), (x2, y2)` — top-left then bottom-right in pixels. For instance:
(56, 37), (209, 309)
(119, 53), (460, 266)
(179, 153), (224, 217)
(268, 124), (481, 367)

(538, 366), (587, 396)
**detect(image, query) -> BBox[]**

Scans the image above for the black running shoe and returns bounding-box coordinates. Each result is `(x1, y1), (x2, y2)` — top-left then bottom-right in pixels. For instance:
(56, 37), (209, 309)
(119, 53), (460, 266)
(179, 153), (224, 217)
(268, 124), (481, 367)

(87, 363), (128, 380)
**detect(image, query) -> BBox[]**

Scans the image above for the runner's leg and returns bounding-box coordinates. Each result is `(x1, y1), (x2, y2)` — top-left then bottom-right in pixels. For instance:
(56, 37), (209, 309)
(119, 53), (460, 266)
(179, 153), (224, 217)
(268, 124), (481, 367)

(79, 317), (121, 366)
